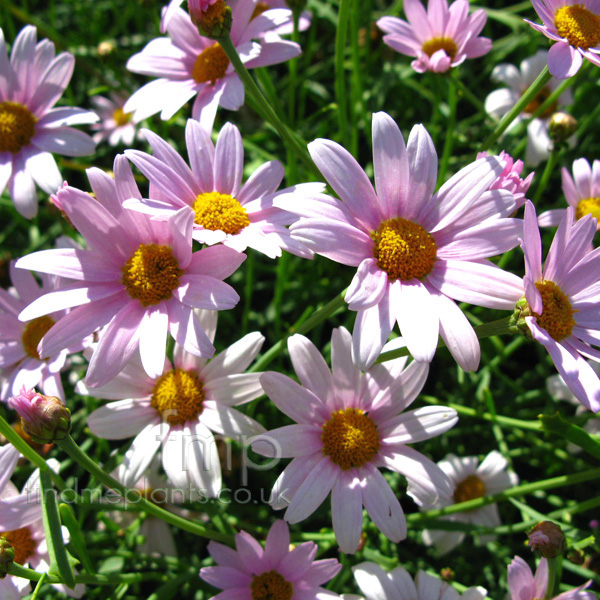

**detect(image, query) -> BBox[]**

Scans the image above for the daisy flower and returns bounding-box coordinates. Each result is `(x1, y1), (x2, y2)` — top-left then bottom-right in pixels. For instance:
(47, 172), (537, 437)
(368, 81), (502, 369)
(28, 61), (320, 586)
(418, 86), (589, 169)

(90, 93), (140, 147)
(351, 562), (487, 600)
(476, 151), (533, 209)
(376, 0), (491, 74)
(539, 158), (600, 228)
(0, 25), (98, 219)
(14, 156), (245, 388)
(253, 327), (457, 554)
(125, 0), (301, 132)
(125, 120), (313, 258)
(517, 201), (600, 412)
(0, 261), (85, 401)
(200, 520), (341, 600)
(525, 0), (600, 79)
(484, 51), (573, 167)
(507, 556), (594, 600)
(0, 465), (85, 598)
(278, 112), (524, 370)
(410, 451), (519, 554)
(82, 311), (266, 494)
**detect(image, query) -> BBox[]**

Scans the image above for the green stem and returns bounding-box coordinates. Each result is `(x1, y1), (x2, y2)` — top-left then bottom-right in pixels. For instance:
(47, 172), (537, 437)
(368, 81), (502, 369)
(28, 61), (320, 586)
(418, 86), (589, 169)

(56, 436), (233, 545)
(335, 0), (351, 148)
(218, 34), (319, 178)
(438, 74), (458, 185)
(30, 572), (47, 600)
(532, 150), (560, 204)
(539, 412), (600, 460)
(407, 467), (600, 523)
(481, 66), (552, 152)
(545, 557), (560, 599)
(249, 289), (347, 373)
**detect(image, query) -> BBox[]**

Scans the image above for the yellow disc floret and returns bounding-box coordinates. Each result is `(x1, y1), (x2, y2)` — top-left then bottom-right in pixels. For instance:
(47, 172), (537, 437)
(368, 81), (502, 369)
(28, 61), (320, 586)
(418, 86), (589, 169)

(150, 368), (205, 426)
(251, 1), (270, 20)
(1, 527), (37, 565)
(322, 408), (380, 470)
(192, 43), (230, 84)
(372, 217), (437, 281)
(575, 197), (600, 221)
(0, 101), (36, 154)
(453, 474), (486, 504)
(555, 4), (600, 49)
(121, 243), (183, 307)
(21, 316), (56, 360)
(112, 107), (132, 127)
(193, 192), (250, 234)
(533, 280), (576, 341)
(523, 87), (558, 119)
(422, 37), (458, 60)
(251, 570), (293, 600)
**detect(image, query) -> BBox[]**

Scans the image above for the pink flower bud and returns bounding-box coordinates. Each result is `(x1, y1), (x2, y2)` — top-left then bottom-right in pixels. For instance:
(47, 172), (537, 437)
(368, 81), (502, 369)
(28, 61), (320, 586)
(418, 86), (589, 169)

(528, 521), (566, 558)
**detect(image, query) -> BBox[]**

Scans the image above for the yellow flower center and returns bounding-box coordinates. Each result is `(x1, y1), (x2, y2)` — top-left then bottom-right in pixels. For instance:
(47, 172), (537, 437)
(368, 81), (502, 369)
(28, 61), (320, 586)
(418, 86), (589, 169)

(251, 1), (270, 20)
(555, 4), (600, 49)
(533, 280), (576, 341)
(193, 192), (250, 234)
(321, 408), (380, 470)
(150, 368), (205, 426)
(372, 217), (437, 281)
(575, 197), (600, 221)
(523, 87), (557, 119)
(422, 37), (458, 60)
(0, 101), (37, 154)
(192, 43), (230, 84)
(21, 316), (56, 360)
(1, 527), (36, 565)
(453, 474), (486, 504)
(112, 107), (132, 127)
(251, 570), (293, 600)
(121, 244), (183, 307)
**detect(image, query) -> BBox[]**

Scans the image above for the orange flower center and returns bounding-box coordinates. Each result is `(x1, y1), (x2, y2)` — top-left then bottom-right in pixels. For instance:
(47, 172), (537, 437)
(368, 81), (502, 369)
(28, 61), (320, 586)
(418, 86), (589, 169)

(523, 87), (558, 119)
(422, 37), (458, 60)
(21, 315), (56, 359)
(0, 101), (36, 154)
(251, 1), (270, 20)
(533, 280), (576, 341)
(251, 570), (293, 600)
(453, 475), (486, 504)
(150, 368), (205, 426)
(193, 192), (250, 234)
(192, 43), (230, 84)
(1, 528), (36, 565)
(575, 197), (600, 221)
(112, 107), (132, 126)
(555, 4), (600, 49)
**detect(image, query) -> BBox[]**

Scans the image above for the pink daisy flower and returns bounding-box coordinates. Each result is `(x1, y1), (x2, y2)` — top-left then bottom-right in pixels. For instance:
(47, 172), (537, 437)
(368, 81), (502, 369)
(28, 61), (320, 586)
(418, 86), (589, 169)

(525, 0), (600, 79)
(410, 450), (519, 554)
(82, 311), (266, 493)
(539, 158), (600, 229)
(125, 0), (301, 132)
(518, 200), (600, 412)
(253, 327), (457, 554)
(507, 556), (594, 600)
(125, 120), (313, 258)
(376, 0), (491, 73)
(14, 156), (245, 388)
(0, 25), (98, 219)
(476, 151), (533, 209)
(200, 519), (341, 600)
(90, 93), (140, 147)
(351, 562), (487, 600)
(278, 112), (524, 370)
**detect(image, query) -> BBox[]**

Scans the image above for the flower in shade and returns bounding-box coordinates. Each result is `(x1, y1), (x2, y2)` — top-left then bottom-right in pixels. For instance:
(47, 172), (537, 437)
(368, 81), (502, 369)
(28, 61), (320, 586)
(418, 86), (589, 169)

(351, 562), (487, 600)
(0, 261), (85, 401)
(507, 556), (594, 600)
(539, 158), (600, 229)
(484, 51), (573, 167)
(253, 327), (457, 554)
(82, 310), (266, 494)
(124, 120), (313, 258)
(517, 201), (600, 412)
(410, 450), (519, 554)
(278, 112), (524, 370)
(476, 151), (533, 209)
(90, 93), (140, 147)
(0, 25), (98, 218)
(14, 156), (245, 388)
(525, 0), (600, 79)
(0, 465), (85, 598)
(125, 1), (300, 132)
(200, 519), (341, 600)
(376, 0), (491, 73)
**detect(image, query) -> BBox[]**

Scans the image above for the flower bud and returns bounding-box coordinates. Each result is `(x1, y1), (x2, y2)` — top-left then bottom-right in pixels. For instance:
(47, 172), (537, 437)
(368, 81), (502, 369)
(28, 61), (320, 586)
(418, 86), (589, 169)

(508, 296), (534, 339)
(97, 41), (116, 56)
(548, 112), (577, 144)
(191, 0), (232, 39)
(528, 521), (565, 558)
(0, 537), (15, 579)
(8, 387), (71, 444)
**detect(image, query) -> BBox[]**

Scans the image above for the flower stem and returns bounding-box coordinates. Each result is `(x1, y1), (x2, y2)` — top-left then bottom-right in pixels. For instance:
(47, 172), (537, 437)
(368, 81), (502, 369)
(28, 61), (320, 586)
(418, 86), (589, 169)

(438, 73), (458, 185)
(544, 557), (562, 599)
(335, 0), (351, 148)
(532, 150), (560, 204)
(480, 65), (552, 152)
(56, 435), (234, 545)
(539, 412), (600, 460)
(218, 34), (319, 178)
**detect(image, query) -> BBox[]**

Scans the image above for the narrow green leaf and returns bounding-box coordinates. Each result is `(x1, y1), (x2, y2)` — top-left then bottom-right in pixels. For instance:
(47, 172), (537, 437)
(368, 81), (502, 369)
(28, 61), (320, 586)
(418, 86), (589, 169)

(59, 503), (96, 574)
(30, 572), (47, 600)
(539, 412), (600, 460)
